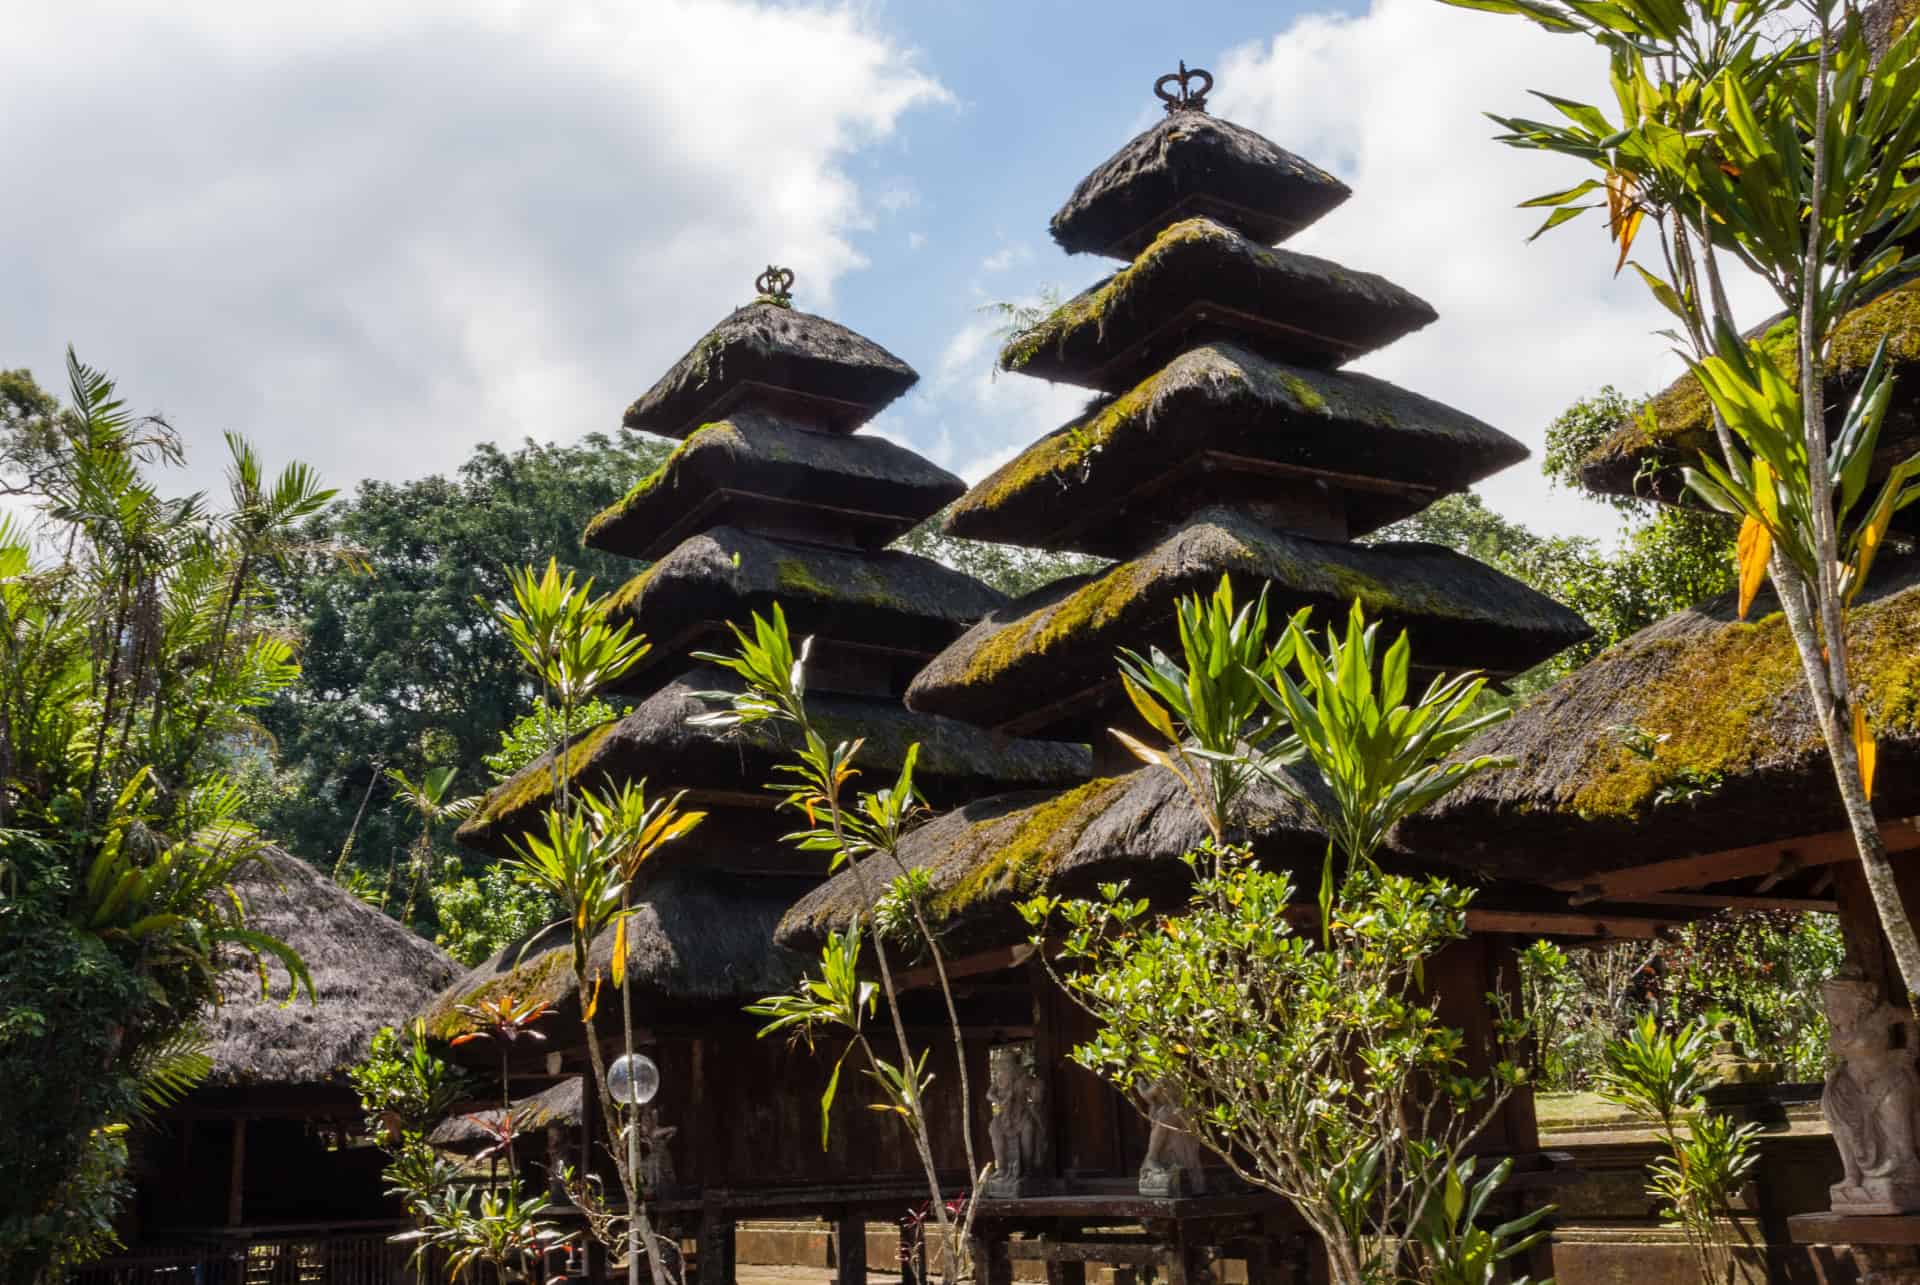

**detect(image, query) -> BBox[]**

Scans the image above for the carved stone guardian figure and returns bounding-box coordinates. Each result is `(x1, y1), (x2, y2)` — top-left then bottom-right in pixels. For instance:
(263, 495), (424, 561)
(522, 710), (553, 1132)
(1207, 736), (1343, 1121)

(1138, 1080), (1207, 1197)
(1823, 976), (1920, 1214)
(985, 1045), (1047, 1197)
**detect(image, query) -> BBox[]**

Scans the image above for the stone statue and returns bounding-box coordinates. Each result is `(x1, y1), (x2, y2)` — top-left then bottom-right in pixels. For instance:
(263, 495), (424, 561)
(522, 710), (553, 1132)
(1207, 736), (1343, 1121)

(637, 1105), (678, 1192)
(1138, 1080), (1207, 1197)
(1823, 976), (1920, 1214)
(985, 1047), (1047, 1196)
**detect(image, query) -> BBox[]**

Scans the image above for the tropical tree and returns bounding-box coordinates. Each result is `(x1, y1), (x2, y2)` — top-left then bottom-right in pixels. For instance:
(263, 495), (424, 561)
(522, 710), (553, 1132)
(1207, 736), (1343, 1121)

(1021, 586), (1539, 1285)
(1439, 0), (1920, 998)
(0, 354), (320, 1280)
(383, 764), (482, 924)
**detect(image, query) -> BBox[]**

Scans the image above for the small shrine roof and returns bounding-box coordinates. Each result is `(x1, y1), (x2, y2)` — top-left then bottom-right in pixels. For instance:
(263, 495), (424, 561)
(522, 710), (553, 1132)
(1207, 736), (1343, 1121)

(583, 411), (965, 559)
(420, 868), (813, 1042)
(945, 342), (1529, 557)
(1004, 217), (1436, 390)
(455, 668), (1092, 856)
(907, 508), (1591, 736)
(602, 526), (1010, 692)
(1577, 278), (1920, 519)
(624, 296), (917, 439)
(1396, 552), (1920, 886)
(1050, 97), (1349, 259)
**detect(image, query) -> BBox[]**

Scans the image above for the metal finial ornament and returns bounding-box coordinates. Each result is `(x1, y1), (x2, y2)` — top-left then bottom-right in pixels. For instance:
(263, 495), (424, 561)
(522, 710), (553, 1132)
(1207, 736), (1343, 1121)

(755, 265), (796, 307)
(1154, 62), (1213, 114)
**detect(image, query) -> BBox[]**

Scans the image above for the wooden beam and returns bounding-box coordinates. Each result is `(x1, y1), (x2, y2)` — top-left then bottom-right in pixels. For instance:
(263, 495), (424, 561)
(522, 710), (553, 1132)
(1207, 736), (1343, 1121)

(1621, 892), (1839, 914)
(227, 1118), (246, 1228)
(1549, 820), (1920, 900)
(1464, 909), (1669, 939)
(894, 944), (1035, 992)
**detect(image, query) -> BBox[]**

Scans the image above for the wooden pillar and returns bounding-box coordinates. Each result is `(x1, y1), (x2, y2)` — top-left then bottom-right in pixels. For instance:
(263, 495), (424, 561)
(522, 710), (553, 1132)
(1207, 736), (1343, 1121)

(227, 1117), (246, 1228)
(835, 1211), (866, 1285)
(970, 1221), (1011, 1285)
(579, 1076), (608, 1284)
(698, 1205), (734, 1285)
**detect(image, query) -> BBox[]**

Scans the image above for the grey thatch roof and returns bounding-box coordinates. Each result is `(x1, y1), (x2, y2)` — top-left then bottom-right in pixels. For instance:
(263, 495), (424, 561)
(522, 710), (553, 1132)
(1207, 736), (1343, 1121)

(430, 1078), (582, 1151)
(1577, 279), (1920, 517)
(1867, 0), (1919, 55)
(456, 668), (1093, 857)
(1395, 552), (1920, 887)
(419, 869), (812, 1042)
(625, 302), (917, 439)
(944, 342), (1529, 557)
(907, 507), (1591, 736)
(583, 411), (965, 560)
(1050, 111), (1350, 260)
(603, 526), (1008, 694)
(208, 848), (460, 1088)
(1004, 217), (1436, 390)
(777, 765), (1334, 956)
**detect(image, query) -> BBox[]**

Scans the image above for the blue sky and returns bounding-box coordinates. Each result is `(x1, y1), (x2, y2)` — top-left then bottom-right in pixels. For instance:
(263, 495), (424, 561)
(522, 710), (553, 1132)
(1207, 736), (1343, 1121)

(2, 0), (1775, 544)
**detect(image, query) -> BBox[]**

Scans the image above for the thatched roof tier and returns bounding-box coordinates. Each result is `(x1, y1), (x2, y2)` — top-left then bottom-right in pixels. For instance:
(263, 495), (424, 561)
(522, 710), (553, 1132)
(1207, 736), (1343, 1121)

(944, 343), (1528, 558)
(455, 668), (1093, 857)
(777, 766), (1333, 957)
(624, 302), (918, 439)
(1395, 553), (1920, 887)
(906, 508), (1591, 737)
(1002, 218), (1437, 390)
(1050, 112), (1350, 260)
(582, 412), (965, 560)
(1576, 279), (1920, 518)
(420, 870), (812, 1046)
(603, 526), (1009, 695)
(209, 848), (460, 1088)
(1867, 0), (1919, 55)
(430, 1079), (582, 1152)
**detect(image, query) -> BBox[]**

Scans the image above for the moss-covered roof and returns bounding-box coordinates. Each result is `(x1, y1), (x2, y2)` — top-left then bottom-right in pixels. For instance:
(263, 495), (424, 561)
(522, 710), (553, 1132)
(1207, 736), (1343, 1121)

(1397, 552), (1920, 887)
(1003, 217), (1436, 390)
(455, 668), (1093, 858)
(624, 302), (917, 439)
(418, 869), (812, 1047)
(906, 507), (1591, 737)
(776, 765), (1335, 956)
(429, 1078), (583, 1152)
(602, 526), (1006, 696)
(944, 342), (1529, 558)
(1050, 111), (1350, 260)
(1577, 279), (1920, 507)
(582, 411), (965, 560)
(1867, 0), (1920, 54)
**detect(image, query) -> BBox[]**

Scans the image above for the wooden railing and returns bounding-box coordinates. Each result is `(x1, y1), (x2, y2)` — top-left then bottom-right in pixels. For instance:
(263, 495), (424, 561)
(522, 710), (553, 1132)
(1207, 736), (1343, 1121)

(69, 1225), (423, 1285)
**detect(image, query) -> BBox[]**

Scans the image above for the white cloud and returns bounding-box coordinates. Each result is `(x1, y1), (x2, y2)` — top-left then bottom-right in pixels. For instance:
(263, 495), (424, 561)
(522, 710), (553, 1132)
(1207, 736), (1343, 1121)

(1213, 0), (1774, 541)
(0, 0), (947, 497)
(908, 232), (928, 251)
(979, 244), (1035, 273)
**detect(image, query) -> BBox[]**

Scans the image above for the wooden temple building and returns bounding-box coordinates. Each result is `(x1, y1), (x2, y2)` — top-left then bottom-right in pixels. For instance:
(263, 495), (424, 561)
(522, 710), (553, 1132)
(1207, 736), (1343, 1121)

(76, 848), (460, 1284)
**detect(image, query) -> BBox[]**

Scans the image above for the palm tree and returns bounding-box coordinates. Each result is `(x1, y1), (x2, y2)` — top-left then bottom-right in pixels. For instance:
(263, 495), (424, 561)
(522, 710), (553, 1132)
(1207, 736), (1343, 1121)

(385, 765), (482, 924)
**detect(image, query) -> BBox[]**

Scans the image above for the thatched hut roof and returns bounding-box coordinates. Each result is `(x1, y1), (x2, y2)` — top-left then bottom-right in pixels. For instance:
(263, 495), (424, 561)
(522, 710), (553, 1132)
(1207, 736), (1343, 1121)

(1003, 217), (1436, 390)
(456, 668), (1093, 857)
(603, 527), (1008, 695)
(583, 411), (965, 560)
(944, 342), (1529, 557)
(906, 508), (1591, 736)
(208, 848), (460, 1088)
(1867, 0), (1920, 54)
(624, 302), (917, 439)
(419, 869), (811, 1044)
(777, 765), (1336, 957)
(1576, 279), (1920, 515)
(429, 1078), (582, 1152)
(1395, 552), (1920, 887)
(1050, 111), (1350, 259)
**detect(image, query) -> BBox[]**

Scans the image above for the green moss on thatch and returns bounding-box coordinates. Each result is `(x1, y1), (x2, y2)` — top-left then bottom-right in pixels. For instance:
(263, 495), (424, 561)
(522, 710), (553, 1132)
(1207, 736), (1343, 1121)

(960, 559), (1157, 685)
(469, 718), (624, 829)
(1596, 279), (1920, 467)
(1568, 592), (1920, 818)
(421, 947), (573, 1041)
(581, 425), (735, 546)
(928, 777), (1133, 918)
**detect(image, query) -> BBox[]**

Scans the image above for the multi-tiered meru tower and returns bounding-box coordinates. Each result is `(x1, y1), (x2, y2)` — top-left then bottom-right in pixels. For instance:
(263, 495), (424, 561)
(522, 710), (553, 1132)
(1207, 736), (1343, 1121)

(904, 66), (1589, 745)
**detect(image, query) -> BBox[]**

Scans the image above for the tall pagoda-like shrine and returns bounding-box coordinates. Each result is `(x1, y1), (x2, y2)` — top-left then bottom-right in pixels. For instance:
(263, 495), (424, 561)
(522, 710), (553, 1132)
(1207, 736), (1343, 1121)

(782, 65), (1591, 1285)
(422, 270), (1087, 1282)
(904, 66), (1589, 745)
